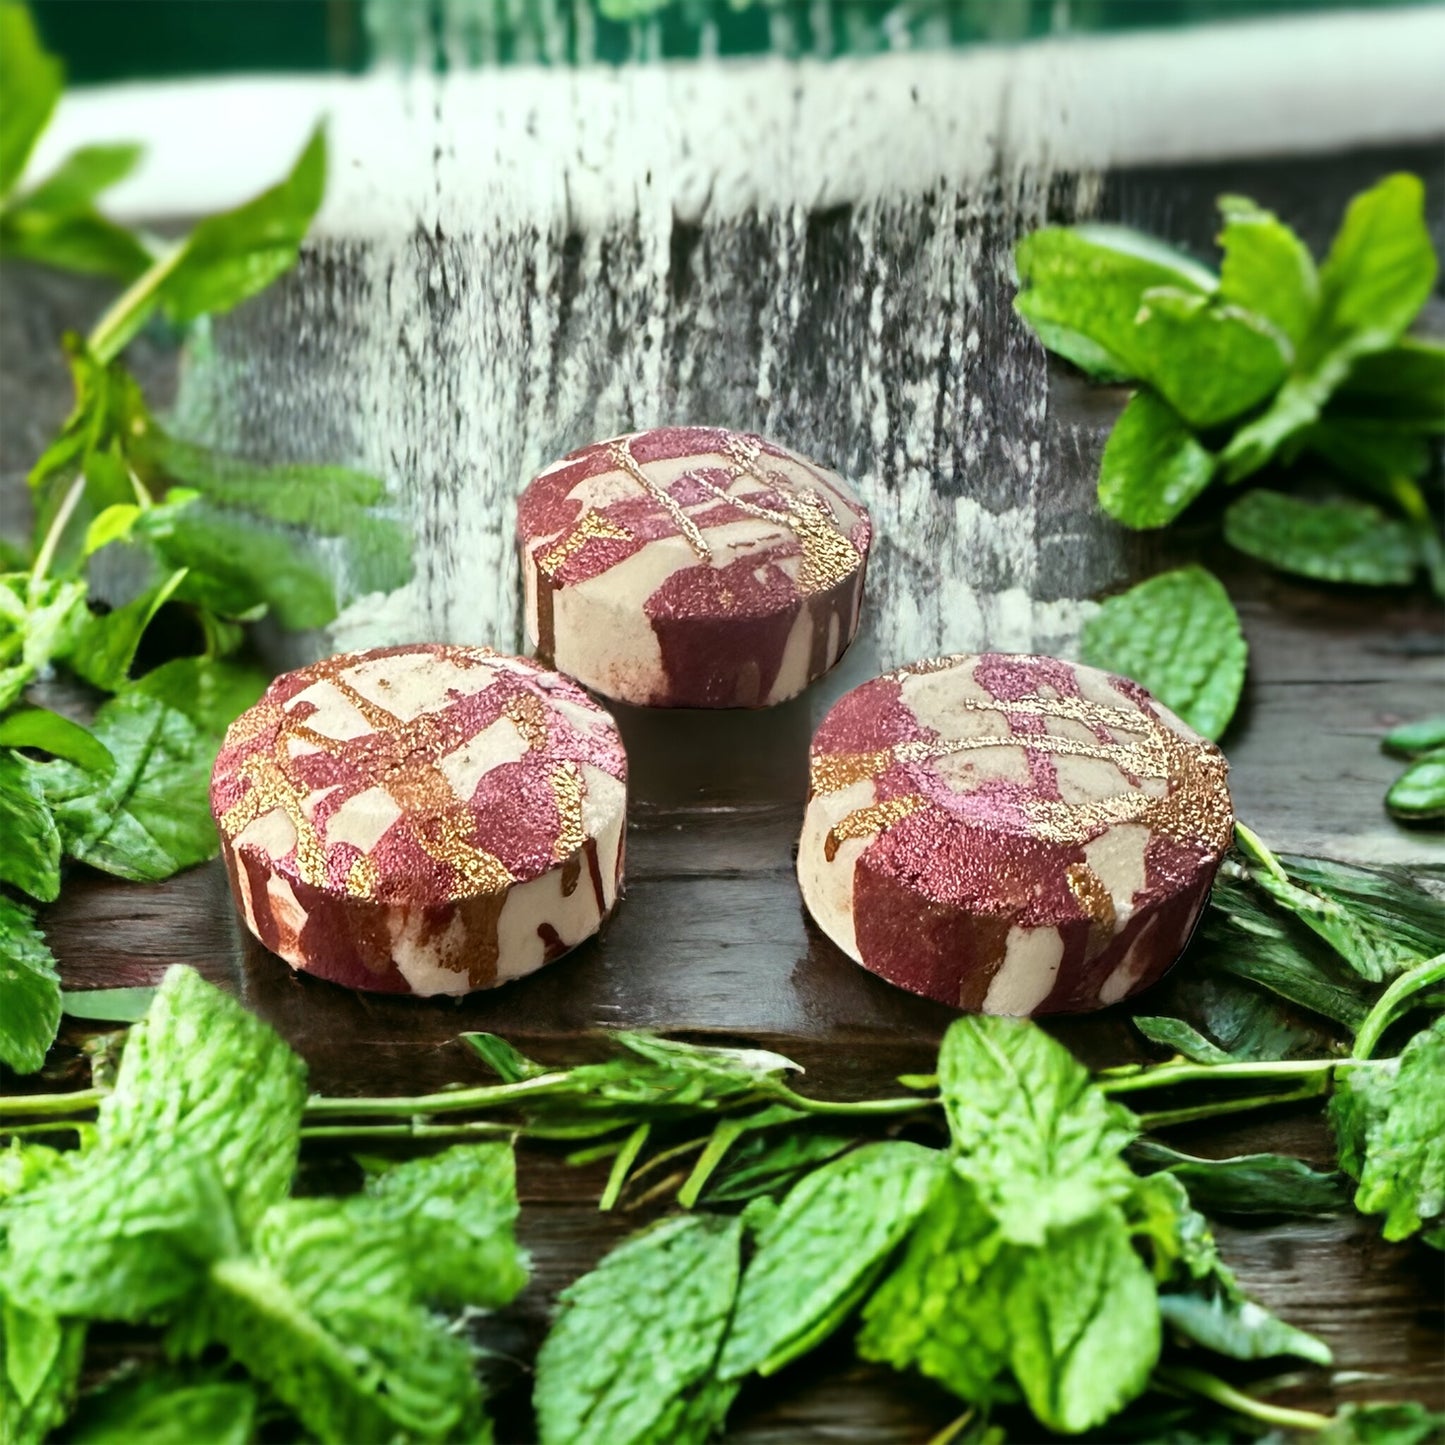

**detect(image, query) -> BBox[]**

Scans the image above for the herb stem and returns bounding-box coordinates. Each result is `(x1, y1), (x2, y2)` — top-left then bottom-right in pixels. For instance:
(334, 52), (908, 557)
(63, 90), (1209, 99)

(1136, 1077), (1329, 1130)
(1098, 1057), (1340, 1096)
(1353, 952), (1445, 1061)
(302, 1071), (582, 1118)
(0, 1087), (106, 1118)
(770, 1085), (938, 1118)
(28, 473), (86, 599)
(88, 243), (185, 362)
(599, 1124), (650, 1212)
(926, 1409), (979, 1445)
(298, 1120), (520, 1143)
(1154, 1365), (1330, 1431)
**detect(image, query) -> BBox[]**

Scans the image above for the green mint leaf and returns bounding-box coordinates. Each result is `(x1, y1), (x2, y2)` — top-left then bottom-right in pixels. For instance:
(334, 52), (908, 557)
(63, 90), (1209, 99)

(197, 1257), (489, 1445)
(1158, 1290), (1333, 1366)
(0, 708), (113, 771)
(14, 143), (141, 213)
(1216, 194), (1320, 350)
(1079, 565), (1245, 741)
(700, 1128), (857, 1204)
(535, 1213), (743, 1445)
(0, 1140), (68, 1203)
(1383, 716), (1445, 760)
(1005, 1208), (1159, 1434)
(124, 656), (268, 741)
(1131, 287), (1289, 428)
(1301, 416), (1431, 488)
(1387, 749), (1445, 821)
(1285, 854), (1445, 963)
(1312, 173), (1438, 363)
(1128, 1140), (1349, 1217)
(1318, 1402), (1445, 1445)
(101, 966), (307, 1234)
(0, 896), (60, 1075)
(463, 1031), (552, 1081)
(61, 985), (158, 1022)
(1224, 490), (1420, 587)
(1014, 223), (1216, 380)
(1097, 391), (1216, 530)
(0, 575), (89, 710)
(0, 1302), (83, 1445)
(0, 209), (152, 282)
(1334, 1017), (1445, 1241)
(65, 1375), (257, 1445)
(1132, 1016), (1234, 1064)
(719, 1141), (944, 1380)
(856, 1171), (1015, 1404)
(1331, 338), (1445, 434)
(938, 1016), (1136, 1245)
(37, 692), (220, 882)
(1218, 373), (1329, 484)
(68, 568), (188, 692)
(0, 3), (62, 200)
(0, 752), (60, 901)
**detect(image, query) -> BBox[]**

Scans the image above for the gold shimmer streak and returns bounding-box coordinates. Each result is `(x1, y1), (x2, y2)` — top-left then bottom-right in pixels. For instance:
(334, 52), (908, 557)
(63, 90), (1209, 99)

(610, 438), (712, 560)
(884, 655), (968, 681)
(824, 794), (928, 861)
(503, 692), (550, 751)
(537, 508), (632, 578)
(549, 762), (585, 862)
(347, 854), (380, 899)
(1066, 862), (1117, 957)
(220, 752), (329, 888)
(810, 748), (894, 794)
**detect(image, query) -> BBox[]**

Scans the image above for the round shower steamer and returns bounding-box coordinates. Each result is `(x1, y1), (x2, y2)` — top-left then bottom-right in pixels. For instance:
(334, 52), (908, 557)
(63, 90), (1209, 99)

(518, 425), (872, 708)
(210, 644), (627, 995)
(797, 653), (1233, 1014)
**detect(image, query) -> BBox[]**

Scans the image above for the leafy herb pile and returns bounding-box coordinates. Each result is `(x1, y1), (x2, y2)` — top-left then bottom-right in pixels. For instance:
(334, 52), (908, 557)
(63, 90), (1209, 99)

(0, 4), (410, 1077)
(1014, 175), (1443, 769)
(0, 967), (527, 1445)
(5, 831), (1442, 1442)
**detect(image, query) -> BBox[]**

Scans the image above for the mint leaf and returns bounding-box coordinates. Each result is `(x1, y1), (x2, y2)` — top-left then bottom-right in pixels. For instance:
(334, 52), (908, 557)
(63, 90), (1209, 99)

(125, 656), (268, 740)
(1332, 338), (1445, 433)
(102, 966), (307, 1234)
(1301, 416), (1431, 488)
(1014, 224), (1215, 380)
(1216, 194), (1319, 350)
(536, 1213), (742, 1445)
(37, 692), (220, 882)
(1333, 1018), (1445, 1241)
(1318, 1402), (1445, 1445)
(1383, 716), (1445, 759)
(938, 1016), (1136, 1245)
(1, 209), (152, 282)
(701, 1128), (856, 1204)
(0, 1300), (83, 1445)
(0, 896), (60, 1075)
(1133, 1016), (1234, 1064)
(65, 1375), (257, 1445)
(719, 1141), (944, 1380)
(61, 986), (158, 1022)
(1097, 391), (1215, 530)
(0, 3), (62, 200)
(1131, 287), (1289, 428)
(1129, 1140), (1349, 1217)
(0, 752), (60, 901)
(68, 569), (188, 692)
(1159, 1291), (1333, 1365)
(1387, 750), (1445, 822)
(1079, 565), (1245, 741)
(1224, 491), (1419, 586)
(0, 574), (89, 710)
(856, 1171), (1015, 1404)
(0, 708), (113, 772)
(13, 143), (140, 213)
(1005, 1208), (1159, 1434)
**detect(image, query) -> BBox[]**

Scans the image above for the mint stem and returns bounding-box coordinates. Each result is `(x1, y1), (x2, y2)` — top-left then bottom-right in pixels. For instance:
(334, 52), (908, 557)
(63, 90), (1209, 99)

(599, 1123), (649, 1212)
(1098, 1057), (1341, 1096)
(1137, 1077), (1330, 1130)
(0, 1087), (106, 1118)
(27, 472), (86, 600)
(1155, 1365), (1330, 1431)
(1352, 952), (1445, 1060)
(87, 243), (185, 362)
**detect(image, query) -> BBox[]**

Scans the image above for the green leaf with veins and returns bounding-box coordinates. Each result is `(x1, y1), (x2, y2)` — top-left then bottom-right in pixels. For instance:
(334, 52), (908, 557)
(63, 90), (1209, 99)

(701, 1127), (857, 1204)
(1128, 1140), (1350, 1217)
(1224, 491), (1420, 587)
(63, 1374), (257, 1445)
(101, 965), (307, 1234)
(0, 896), (61, 1075)
(0, 575), (90, 710)
(0, 3), (62, 200)
(1318, 1402), (1445, 1445)
(1097, 391), (1216, 530)
(1013, 224), (1215, 380)
(124, 655), (268, 742)
(67, 569), (188, 692)
(0, 1300), (84, 1445)
(1331, 338), (1445, 433)
(719, 1141), (945, 1380)
(1005, 1207), (1159, 1434)
(1386, 750), (1445, 821)
(1133, 1016), (1234, 1064)
(856, 1171), (1016, 1404)
(0, 708), (113, 771)
(938, 1016), (1137, 1245)
(1130, 287), (1289, 428)
(1216, 194), (1319, 349)
(0, 752), (60, 901)
(1333, 1017), (1445, 1242)
(1080, 566), (1245, 741)
(535, 1213), (742, 1445)
(36, 692), (220, 882)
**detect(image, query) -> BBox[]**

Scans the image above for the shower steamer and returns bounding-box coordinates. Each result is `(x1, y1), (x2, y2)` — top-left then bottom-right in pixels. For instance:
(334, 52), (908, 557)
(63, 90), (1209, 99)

(211, 645), (627, 995)
(797, 653), (1233, 1014)
(518, 426), (872, 707)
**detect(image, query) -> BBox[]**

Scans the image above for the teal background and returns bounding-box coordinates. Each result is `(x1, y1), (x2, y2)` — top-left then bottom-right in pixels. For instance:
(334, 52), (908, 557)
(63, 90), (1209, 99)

(33, 0), (1439, 80)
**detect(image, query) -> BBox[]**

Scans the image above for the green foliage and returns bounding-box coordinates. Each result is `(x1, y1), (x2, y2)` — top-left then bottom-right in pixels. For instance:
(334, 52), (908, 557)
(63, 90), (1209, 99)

(1128, 1140), (1349, 1218)
(1097, 391), (1215, 530)
(0, 752), (60, 902)
(1224, 491), (1421, 586)
(65, 1374), (258, 1445)
(1080, 566), (1246, 740)
(1385, 751), (1445, 822)
(0, 895), (60, 1074)
(0, 3), (62, 201)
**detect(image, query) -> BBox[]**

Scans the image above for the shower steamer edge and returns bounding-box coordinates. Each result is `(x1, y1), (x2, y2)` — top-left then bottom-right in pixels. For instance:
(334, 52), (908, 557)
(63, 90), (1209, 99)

(797, 653), (1233, 1015)
(518, 426), (872, 708)
(210, 645), (626, 995)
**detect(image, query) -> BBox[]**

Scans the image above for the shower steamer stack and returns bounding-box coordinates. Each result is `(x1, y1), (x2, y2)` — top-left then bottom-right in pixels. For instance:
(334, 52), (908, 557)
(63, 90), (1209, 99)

(518, 426), (872, 707)
(211, 645), (627, 995)
(797, 653), (1233, 1014)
